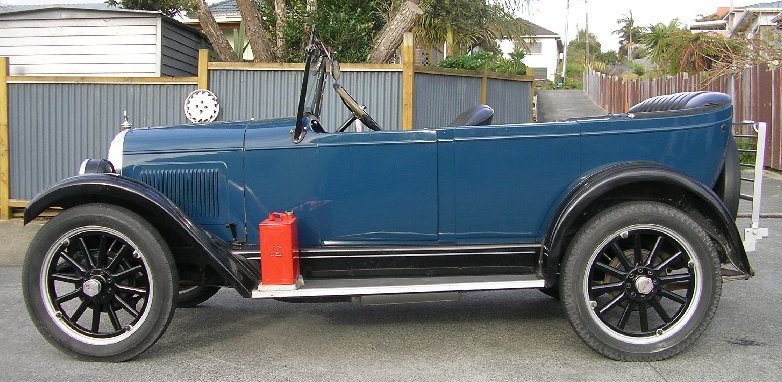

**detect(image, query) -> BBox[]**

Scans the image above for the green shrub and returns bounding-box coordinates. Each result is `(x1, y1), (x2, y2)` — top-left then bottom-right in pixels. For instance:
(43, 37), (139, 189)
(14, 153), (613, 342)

(436, 50), (527, 76)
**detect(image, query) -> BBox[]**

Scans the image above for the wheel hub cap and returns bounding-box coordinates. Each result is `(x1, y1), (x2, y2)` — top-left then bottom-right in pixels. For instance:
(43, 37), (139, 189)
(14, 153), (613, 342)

(634, 276), (654, 295)
(82, 278), (102, 297)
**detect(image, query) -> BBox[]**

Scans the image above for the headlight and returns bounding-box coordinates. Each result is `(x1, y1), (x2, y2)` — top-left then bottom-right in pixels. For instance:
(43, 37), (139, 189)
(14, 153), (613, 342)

(107, 129), (129, 174)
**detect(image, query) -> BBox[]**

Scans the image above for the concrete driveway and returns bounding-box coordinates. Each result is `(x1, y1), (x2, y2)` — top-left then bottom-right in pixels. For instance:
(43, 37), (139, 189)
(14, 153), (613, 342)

(1, 177), (780, 381)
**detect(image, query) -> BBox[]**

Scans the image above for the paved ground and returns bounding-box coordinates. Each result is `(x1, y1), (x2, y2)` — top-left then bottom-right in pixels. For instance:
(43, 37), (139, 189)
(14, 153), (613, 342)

(537, 90), (608, 122)
(1, 177), (779, 381)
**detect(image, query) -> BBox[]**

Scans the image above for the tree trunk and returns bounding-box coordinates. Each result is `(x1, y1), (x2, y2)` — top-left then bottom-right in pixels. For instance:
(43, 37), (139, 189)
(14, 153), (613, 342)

(193, 0), (238, 62)
(367, 0), (423, 64)
(273, 0), (286, 56)
(236, 0), (274, 62)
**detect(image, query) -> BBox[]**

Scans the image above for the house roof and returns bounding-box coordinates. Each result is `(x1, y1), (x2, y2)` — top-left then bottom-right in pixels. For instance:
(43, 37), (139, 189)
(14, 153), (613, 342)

(209, 0), (239, 15)
(743, 1), (782, 9)
(522, 20), (560, 38)
(0, 3), (160, 16)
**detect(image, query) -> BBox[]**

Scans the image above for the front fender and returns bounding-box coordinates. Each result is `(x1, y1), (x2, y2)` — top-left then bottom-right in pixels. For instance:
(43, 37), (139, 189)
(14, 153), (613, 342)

(542, 162), (751, 285)
(25, 173), (259, 297)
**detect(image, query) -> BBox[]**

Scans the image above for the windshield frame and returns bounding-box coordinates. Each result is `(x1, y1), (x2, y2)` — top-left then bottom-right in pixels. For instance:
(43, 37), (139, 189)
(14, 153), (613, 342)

(293, 34), (329, 143)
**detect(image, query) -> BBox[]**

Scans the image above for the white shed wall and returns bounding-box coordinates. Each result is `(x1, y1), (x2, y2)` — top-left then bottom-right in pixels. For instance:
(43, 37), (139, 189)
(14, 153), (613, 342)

(0, 9), (161, 76)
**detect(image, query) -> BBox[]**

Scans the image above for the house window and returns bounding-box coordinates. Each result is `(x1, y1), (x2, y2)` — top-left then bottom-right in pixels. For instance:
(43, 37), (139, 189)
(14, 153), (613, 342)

(528, 42), (543, 54)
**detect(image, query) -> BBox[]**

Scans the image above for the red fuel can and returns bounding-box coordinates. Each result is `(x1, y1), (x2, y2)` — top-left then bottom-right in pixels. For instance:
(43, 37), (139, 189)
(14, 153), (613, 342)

(259, 212), (300, 286)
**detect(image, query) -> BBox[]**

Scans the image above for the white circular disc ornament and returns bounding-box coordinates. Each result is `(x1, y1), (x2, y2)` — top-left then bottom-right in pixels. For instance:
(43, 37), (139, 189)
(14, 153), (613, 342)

(184, 89), (220, 123)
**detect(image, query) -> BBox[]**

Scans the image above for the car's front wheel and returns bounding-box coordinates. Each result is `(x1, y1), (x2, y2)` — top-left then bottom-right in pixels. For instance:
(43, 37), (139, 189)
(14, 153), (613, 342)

(22, 204), (177, 361)
(560, 202), (722, 361)
(177, 286), (220, 308)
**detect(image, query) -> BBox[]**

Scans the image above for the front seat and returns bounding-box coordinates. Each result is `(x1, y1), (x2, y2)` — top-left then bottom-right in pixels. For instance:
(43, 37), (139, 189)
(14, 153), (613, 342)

(448, 105), (494, 127)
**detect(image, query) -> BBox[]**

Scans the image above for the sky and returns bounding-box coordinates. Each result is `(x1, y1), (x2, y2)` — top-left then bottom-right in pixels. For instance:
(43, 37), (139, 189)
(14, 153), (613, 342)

(1, 0), (768, 51)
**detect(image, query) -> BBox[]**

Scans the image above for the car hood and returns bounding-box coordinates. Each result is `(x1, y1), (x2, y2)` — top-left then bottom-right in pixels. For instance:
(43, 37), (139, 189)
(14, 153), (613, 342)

(123, 118), (297, 154)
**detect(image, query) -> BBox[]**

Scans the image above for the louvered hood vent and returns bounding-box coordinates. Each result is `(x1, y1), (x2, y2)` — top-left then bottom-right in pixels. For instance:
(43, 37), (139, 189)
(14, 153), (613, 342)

(139, 168), (220, 218)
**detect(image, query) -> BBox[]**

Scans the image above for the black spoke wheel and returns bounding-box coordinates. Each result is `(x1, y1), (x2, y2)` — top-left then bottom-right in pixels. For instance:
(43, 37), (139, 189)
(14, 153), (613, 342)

(560, 202), (721, 361)
(177, 286), (220, 308)
(23, 204), (177, 361)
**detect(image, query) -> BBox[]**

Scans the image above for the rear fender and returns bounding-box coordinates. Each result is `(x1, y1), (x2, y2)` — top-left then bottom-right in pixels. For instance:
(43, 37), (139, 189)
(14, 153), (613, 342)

(541, 163), (751, 286)
(24, 173), (259, 297)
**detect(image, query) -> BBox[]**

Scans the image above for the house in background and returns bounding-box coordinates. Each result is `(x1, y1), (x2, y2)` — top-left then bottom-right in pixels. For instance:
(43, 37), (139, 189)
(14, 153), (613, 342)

(498, 20), (563, 82)
(0, 4), (209, 76)
(689, 7), (731, 35)
(180, 0), (253, 60)
(727, 1), (782, 39)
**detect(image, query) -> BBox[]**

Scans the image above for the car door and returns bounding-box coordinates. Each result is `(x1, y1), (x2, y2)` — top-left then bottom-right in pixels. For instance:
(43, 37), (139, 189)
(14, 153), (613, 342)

(448, 122), (581, 243)
(312, 129), (439, 245)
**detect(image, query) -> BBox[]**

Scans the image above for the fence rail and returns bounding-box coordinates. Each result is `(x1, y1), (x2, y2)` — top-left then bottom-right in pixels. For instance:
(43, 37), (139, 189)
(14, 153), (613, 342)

(584, 65), (782, 170)
(0, 33), (533, 218)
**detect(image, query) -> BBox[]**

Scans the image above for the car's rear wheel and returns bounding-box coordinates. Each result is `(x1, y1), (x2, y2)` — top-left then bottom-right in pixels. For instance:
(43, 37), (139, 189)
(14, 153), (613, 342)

(22, 204), (177, 362)
(177, 286), (220, 308)
(560, 202), (721, 361)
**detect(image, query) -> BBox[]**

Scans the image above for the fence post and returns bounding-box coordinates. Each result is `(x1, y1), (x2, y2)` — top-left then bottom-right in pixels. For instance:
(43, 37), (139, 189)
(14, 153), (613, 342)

(0, 57), (9, 220)
(401, 32), (415, 131)
(198, 49), (210, 90)
(480, 72), (488, 105)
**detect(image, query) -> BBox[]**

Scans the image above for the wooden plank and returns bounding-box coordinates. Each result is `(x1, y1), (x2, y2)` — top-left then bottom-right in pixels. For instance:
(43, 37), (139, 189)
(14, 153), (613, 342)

(0, 34), (157, 47)
(0, 17), (158, 29)
(0, 25), (157, 38)
(414, 66), (532, 82)
(207, 61), (402, 72)
(0, 57), (8, 220)
(8, 199), (27, 208)
(198, 49), (209, 89)
(402, 32), (415, 131)
(8, 54), (158, 65)
(9, 63), (159, 76)
(0, 44), (158, 56)
(480, 73), (488, 104)
(7, 76), (198, 84)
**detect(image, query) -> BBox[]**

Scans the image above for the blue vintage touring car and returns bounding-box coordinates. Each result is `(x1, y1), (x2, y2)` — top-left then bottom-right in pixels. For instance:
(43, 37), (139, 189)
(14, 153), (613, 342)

(22, 35), (754, 362)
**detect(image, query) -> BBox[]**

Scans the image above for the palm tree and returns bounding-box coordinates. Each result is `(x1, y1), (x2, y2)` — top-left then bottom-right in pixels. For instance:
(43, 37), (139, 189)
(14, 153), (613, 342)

(613, 11), (645, 60)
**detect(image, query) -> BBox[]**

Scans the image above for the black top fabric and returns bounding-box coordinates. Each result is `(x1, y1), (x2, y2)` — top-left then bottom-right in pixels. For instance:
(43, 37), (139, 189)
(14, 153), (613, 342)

(448, 105), (495, 127)
(628, 91), (732, 113)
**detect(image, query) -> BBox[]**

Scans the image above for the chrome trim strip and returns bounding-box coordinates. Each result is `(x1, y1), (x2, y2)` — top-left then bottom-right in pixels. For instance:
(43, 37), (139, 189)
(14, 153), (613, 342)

(301, 250), (538, 259)
(233, 244), (541, 259)
(252, 277), (544, 299)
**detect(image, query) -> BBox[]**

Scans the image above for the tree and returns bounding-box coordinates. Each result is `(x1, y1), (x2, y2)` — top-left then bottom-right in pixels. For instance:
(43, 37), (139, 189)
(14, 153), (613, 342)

(641, 20), (680, 65)
(193, 0), (238, 62)
(105, 0), (187, 17)
(613, 11), (645, 60)
(368, 1), (424, 63)
(236, 0), (274, 61)
(412, 0), (529, 57)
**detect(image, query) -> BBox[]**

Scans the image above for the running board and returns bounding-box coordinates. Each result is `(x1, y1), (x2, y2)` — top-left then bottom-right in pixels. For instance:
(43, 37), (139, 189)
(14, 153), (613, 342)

(252, 274), (544, 299)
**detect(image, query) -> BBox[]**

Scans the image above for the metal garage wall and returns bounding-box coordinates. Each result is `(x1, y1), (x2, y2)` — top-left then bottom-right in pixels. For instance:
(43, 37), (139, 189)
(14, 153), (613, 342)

(486, 78), (532, 124)
(8, 82), (196, 200)
(210, 69), (403, 132)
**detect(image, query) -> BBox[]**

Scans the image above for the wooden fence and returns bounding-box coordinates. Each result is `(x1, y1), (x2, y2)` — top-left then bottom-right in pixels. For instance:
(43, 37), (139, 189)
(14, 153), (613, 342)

(0, 33), (533, 219)
(584, 65), (782, 171)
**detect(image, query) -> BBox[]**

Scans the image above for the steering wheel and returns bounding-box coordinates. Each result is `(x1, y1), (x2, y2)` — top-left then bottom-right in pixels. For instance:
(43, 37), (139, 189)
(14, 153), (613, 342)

(333, 83), (382, 132)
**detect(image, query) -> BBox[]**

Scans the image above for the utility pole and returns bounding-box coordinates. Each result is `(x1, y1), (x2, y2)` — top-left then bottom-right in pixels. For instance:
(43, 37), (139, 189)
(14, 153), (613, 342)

(585, 0), (590, 69)
(561, 0), (570, 85)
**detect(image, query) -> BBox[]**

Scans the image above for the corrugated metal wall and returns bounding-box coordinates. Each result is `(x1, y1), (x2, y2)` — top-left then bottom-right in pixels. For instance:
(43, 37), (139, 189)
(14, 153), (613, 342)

(8, 82), (195, 199)
(5, 68), (532, 200)
(413, 73), (481, 128)
(486, 78), (532, 124)
(210, 69), (403, 132)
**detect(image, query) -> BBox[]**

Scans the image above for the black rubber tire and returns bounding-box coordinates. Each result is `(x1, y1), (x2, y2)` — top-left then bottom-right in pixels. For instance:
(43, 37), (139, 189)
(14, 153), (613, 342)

(22, 204), (178, 362)
(538, 286), (560, 300)
(177, 286), (220, 308)
(560, 202), (722, 361)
